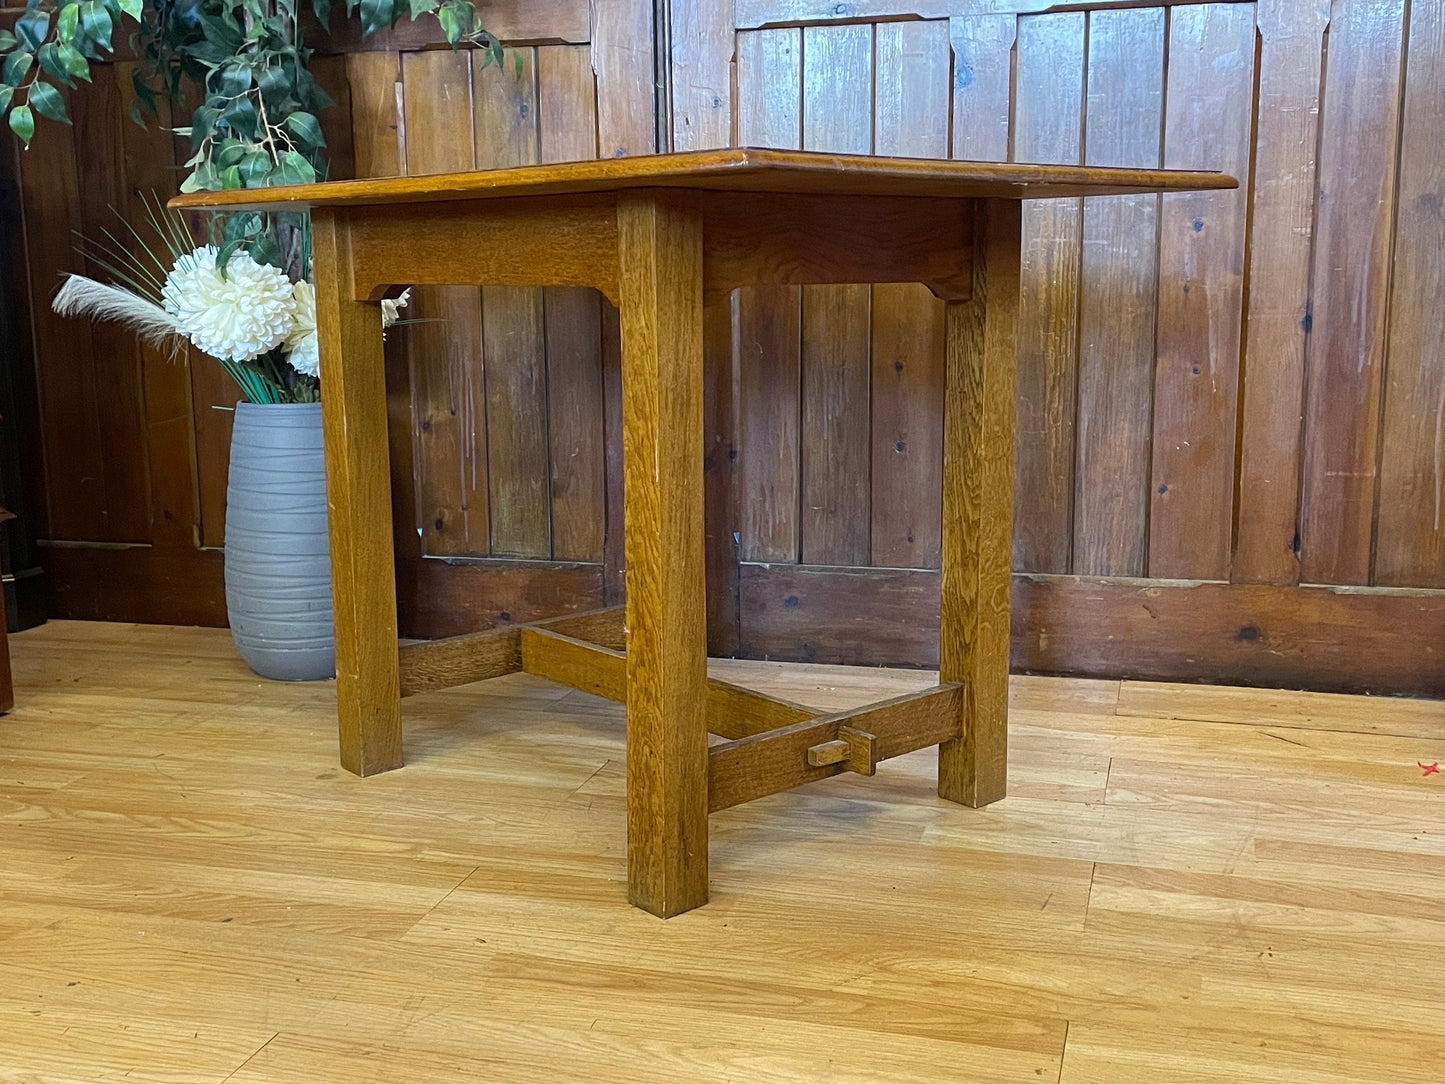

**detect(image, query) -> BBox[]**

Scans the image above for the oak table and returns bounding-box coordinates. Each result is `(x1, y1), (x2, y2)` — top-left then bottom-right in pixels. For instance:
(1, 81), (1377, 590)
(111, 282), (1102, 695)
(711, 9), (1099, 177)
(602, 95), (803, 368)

(173, 150), (1234, 918)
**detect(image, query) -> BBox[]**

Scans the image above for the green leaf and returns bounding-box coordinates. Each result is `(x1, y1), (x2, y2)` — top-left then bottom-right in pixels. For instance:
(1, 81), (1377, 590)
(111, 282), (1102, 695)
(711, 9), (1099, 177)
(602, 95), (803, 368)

(0, 86), (13, 115)
(436, 3), (463, 45)
(217, 62), (252, 98)
(219, 164), (243, 189)
(15, 10), (50, 52)
(179, 161), (218, 193)
(408, 0), (437, 15)
(29, 81), (70, 125)
(56, 4), (78, 44)
(283, 110), (324, 149)
(249, 232), (282, 269)
(118, 0), (143, 22)
(9, 104), (34, 146)
(0, 31), (16, 53)
(256, 63), (291, 106)
(220, 93), (258, 140)
(190, 104), (221, 150)
(223, 210), (263, 239)
(272, 150), (316, 185)
(127, 96), (147, 128)
(38, 44), (75, 89)
(213, 138), (248, 166)
(79, 1), (114, 52)
(3, 51), (33, 87)
(359, 0), (394, 37)
(58, 43), (91, 82)
(238, 150), (271, 185)
(310, 0), (330, 26)
(215, 238), (244, 277)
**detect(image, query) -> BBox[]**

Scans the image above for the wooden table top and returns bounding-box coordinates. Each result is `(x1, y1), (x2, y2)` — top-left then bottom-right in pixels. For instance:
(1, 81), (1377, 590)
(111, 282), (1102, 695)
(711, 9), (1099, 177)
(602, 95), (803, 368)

(170, 148), (1235, 212)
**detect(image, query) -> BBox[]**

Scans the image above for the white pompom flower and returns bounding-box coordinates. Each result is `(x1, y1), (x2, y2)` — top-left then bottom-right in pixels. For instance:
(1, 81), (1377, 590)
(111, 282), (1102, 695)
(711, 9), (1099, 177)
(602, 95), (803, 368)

(162, 246), (296, 363)
(285, 280), (320, 378)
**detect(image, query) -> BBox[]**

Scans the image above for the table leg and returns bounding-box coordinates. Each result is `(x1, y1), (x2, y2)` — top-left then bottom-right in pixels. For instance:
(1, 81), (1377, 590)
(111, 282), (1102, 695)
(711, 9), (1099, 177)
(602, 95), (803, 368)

(939, 199), (1021, 808)
(313, 210), (403, 777)
(616, 190), (710, 917)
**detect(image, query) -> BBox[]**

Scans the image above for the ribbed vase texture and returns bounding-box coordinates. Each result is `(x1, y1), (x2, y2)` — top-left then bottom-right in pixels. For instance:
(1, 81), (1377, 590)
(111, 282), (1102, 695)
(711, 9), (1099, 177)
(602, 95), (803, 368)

(224, 402), (336, 681)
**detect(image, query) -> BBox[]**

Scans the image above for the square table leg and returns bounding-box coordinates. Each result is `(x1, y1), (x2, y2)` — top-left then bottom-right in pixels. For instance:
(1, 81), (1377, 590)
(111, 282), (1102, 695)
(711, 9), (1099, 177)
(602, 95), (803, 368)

(616, 190), (711, 917)
(938, 199), (1022, 808)
(313, 210), (404, 778)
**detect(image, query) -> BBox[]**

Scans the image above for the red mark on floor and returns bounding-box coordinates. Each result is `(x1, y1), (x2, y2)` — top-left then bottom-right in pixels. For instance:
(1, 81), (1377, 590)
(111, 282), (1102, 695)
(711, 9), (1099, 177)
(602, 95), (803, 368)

(1420, 762), (1440, 777)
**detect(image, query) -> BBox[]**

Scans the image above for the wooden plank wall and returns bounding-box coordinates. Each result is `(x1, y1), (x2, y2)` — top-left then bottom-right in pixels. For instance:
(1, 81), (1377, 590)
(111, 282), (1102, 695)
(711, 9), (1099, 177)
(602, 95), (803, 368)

(3, 0), (650, 634)
(6, 0), (1445, 696)
(673, 0), (1445, 695)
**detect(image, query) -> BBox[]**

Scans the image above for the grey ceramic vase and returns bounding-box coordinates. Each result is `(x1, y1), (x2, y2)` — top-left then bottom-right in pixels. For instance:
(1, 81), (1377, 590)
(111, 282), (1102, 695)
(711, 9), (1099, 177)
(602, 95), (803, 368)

(224, 401), (336, 681)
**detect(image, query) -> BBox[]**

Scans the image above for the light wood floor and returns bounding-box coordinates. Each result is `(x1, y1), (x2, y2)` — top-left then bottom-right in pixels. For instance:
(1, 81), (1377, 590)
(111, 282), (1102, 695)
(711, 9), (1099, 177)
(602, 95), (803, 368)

(3, 621), (1444, 1083)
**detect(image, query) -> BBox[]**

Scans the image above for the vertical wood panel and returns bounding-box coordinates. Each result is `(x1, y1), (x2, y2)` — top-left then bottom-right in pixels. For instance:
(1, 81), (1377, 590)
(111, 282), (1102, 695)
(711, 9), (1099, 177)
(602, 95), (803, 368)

(949, 14), (1016, 164)
(115, 64), (200, 549)
(1147, 3), (1257, 579)
(670, 0), (733, 150)
(800, 23), (873, 567)
(346, 52), (421, 577)
(311, 54), (357, 182)
(1012, 11), (1084, 574)
(401, 49), (486, 556)
(346, 52), (403, 178)
(735, 28), (803, 564)
(19, 87), (107, 539)
(1298, 0), (1407, 584)
(1232, 0), (1330, 586)
(1375, 1), (1445, 586)
(539, 44), (606, 563)
(871, 20), (950, 569)
(72, 64), (151, 544)
(474, 49), (551, 558)
(1073, 7), (1165, 578)
(591, 0), (656, 157)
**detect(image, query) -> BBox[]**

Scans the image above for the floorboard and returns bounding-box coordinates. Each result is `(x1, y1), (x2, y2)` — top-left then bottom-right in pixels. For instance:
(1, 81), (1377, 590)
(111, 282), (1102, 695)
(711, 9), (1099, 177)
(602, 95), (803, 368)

(2, 621), (1443, 1082)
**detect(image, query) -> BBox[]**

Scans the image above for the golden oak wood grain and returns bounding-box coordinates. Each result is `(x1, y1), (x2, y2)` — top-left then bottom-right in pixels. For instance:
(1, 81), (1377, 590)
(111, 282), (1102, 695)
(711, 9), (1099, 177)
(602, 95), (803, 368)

(517, 605), (815, 742)
(312, 210), (403, 777)
(520, 627), (629, 702)
(703, 193), (975, 301)
(342, 194), (622, 303)
(616, 189), (711, 918)
(170, 147), (1235, 212)
(398, 627), (523, 698)
(938, 200), (1021, 809)
(708, 684), (963, 812)
(5, 622), (1445, 1082)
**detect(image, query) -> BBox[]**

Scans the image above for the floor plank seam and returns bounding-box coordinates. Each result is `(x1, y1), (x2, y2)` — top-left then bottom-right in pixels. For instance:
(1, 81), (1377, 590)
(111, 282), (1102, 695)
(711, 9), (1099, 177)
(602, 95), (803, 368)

(1057, 1019), (1070, 1083)
(567, 758), (613, 801)
(407, 863), (483, 936)
(218, 1031), (279, 1083)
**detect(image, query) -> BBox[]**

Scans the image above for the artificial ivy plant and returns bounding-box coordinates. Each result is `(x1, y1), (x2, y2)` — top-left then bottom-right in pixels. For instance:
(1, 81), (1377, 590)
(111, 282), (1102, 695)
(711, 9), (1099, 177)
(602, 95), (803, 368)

(0, 0), (500, 256)
(3, 0), (500, 401)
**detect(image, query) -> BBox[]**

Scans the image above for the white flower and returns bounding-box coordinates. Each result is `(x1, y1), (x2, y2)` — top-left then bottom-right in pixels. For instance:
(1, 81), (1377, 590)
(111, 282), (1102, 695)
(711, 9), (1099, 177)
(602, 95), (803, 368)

(162, 246), (296, 363)
(381, 288), (411, 330)
(285, 280), (319, 377)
